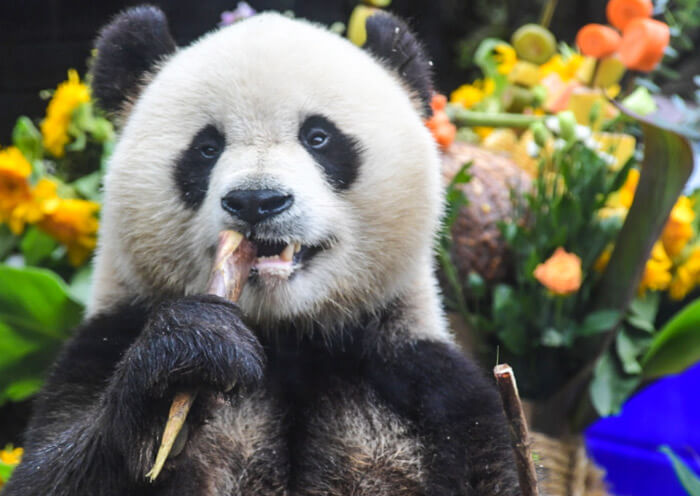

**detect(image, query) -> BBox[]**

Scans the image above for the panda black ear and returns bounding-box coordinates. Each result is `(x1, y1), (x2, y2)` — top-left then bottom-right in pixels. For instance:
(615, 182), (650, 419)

(91, 5), (176, 119)
(362, 12), (433, 117)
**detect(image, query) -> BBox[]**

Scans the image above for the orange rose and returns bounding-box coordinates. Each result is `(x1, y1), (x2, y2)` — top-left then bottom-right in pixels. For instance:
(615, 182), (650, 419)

(534, 247), (582, 295)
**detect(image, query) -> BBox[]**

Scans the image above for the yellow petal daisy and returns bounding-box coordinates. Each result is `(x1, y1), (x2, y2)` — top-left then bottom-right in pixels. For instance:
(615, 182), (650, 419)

(39, 197), (100, 266)
(40, 70), (91, 158)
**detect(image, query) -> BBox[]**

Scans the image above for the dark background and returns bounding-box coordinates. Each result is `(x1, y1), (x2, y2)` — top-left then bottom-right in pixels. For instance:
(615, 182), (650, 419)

(0, 0), (617, 144)
(1, 1), (697, 144)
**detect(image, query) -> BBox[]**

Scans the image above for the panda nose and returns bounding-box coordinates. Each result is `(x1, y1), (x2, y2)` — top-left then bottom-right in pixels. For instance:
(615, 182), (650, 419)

(221, 189), (294, 225)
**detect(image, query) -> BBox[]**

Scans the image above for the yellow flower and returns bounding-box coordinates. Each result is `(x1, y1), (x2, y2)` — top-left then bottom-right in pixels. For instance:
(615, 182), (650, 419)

(594, 245), (613, 273)
(662, 196), (695, 258)
(0, 447), (22, 465)
(619, 168), (639, 209)
(9, 178), (61, 235)
(40, 69), (90, 157)
(602, 168), (639, 217)
(534, 247), (582, 295)
(450, 78), (495, 109)
(39, 197), (99, 266)
(539, 54), (586, 82)
(669, 247), (700, 300)
(0, 147), (33, 233)
(0, 446), (23, 488)
(638, 241), (672, 294)
(474, 126), (494, 140)
(493, 44), (517, 75)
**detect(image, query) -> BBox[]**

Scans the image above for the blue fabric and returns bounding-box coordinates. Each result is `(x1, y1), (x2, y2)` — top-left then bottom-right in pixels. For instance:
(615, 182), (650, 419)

(585, 361), (700, 495)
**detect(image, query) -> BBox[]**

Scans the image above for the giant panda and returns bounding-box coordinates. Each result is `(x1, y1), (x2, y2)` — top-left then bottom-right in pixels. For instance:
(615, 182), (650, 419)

(5, 6), (519, 496)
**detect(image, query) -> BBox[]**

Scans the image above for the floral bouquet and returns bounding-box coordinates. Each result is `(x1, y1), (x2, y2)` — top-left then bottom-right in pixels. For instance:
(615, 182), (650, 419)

(435, 0), (700, 438)
(0, 70), (112, 415)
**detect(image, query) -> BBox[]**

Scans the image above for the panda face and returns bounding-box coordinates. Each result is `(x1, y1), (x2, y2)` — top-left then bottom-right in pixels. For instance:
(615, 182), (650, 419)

(92, 13), (442, 325)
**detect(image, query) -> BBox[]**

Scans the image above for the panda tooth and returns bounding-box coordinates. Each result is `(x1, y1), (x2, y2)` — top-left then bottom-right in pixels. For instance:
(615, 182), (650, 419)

(280, 243), (295, 262)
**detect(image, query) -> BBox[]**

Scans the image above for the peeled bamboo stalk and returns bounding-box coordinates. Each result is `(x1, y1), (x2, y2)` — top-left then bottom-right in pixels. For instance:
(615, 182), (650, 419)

(494, 363), (540, 496)
(146, 230), (256, 482)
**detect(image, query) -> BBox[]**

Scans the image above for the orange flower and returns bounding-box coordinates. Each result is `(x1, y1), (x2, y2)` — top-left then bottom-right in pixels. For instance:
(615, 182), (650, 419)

(38, 197), (99, 266)
(0, 146), (33, 233)
(425, 94), (456, 150)
(9, 178), (61, 235)
(534, 247), (583, 295)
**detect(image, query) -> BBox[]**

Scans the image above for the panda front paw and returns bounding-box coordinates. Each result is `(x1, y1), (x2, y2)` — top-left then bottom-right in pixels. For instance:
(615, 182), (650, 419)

(101, 295), (264, 479)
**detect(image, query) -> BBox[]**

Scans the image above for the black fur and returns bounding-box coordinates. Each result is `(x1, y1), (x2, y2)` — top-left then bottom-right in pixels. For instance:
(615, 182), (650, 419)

(299, 114), (362, 191)
(6, 297), (519, 495)
(363, 12), (434, 116)
(4, 296), (264, 495)
(91, 6), (176, 118)
(174, 124), (226, 209)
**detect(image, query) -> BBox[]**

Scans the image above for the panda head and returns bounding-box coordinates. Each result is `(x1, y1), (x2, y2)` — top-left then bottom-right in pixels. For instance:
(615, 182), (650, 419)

(90, 6), (443, 328)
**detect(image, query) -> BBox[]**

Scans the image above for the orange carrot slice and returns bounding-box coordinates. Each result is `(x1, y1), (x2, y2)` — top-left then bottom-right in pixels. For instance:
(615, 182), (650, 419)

(576, 24), (622, 58)
(606, 0), (653, 31)
(619, 18), (670, 72)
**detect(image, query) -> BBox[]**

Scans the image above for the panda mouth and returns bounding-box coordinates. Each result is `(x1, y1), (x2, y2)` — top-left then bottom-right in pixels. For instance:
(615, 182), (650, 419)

(250, 238), (323, 279)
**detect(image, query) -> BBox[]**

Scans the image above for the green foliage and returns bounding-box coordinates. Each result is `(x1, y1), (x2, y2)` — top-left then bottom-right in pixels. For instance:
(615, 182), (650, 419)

(590, 348), (642, 416)
(0, 265), (84, 405)
(660, 446), (700, 496)
(594, 107), (694, 312)
(437, 163), (472, 318)
(642, 297), (700, 378)
(0, 457), (16, 484)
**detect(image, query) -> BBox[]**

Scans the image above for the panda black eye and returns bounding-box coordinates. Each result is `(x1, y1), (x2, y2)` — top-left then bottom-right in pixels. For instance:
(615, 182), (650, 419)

(199, 144), (220, 159)
(306, 129), (329, 149)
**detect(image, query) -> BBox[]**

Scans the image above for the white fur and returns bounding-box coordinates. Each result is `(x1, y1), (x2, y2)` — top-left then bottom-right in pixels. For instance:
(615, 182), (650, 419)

(90, 14), (447, 341)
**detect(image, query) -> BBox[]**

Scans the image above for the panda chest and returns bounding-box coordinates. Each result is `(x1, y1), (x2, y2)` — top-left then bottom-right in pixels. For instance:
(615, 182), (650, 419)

(188, 356), (427, 496)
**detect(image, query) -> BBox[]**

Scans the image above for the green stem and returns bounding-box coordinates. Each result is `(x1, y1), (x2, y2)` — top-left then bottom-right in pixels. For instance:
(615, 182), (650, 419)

(445, 106), (545, 129)
(539, 0), (559, 29)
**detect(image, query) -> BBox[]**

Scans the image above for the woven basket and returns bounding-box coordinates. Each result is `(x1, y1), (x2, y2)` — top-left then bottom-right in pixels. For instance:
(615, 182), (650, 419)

(530, 432), (609, 496)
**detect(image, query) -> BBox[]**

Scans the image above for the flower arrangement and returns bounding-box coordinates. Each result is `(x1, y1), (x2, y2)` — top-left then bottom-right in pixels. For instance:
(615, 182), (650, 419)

(436, 0), (699, 436)
(0, 69), (113, 406)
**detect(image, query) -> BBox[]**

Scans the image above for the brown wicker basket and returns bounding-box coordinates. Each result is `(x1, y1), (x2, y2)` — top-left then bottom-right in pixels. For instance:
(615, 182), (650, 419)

(530, 432), (609, 496)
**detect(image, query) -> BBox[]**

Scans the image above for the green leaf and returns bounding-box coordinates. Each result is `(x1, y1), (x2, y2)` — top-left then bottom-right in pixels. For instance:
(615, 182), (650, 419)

(0, 459), (16, 483)
(593, 105), (695, 314)
(590, 350), (642, 417)
(19, 227), (57, 266)
(466, 271), (486, 299)
(0, 225), (18, 261)
(71, 170), (103, 202)
(541, 327), (566, 347)
(626, 293), (660, 333)
(493, 285), (528, 353)
(4, 377), (44, 402)
(11, 116), (42, 163)
(642, 297), (700, 378)
(616, 329), (643, 374)
(69, 265), (93, 306)
(659, 446), (700, 496)
(0, 265), (84, 405)
(0, 265), (83, 339)
(473, 38), (504, 77)
(579, 310), (620, 337)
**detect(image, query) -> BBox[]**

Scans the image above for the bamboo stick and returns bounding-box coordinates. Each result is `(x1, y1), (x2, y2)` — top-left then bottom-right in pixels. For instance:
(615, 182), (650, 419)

(146, 230), (256, 482)
(494, 363), (540, 496)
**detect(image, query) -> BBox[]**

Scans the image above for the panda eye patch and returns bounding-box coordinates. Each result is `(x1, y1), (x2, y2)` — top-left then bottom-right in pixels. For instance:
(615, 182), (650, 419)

(299, 115), (361, 191)
(174, 124), (226, 209)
